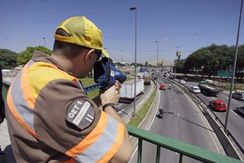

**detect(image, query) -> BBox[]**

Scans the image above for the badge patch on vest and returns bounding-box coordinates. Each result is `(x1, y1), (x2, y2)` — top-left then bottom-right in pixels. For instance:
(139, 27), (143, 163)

(66, 100), (95, 130)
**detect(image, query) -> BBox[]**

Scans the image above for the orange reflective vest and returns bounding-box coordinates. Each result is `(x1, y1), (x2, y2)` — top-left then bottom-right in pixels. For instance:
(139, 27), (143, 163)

(6, 53), (125, 162)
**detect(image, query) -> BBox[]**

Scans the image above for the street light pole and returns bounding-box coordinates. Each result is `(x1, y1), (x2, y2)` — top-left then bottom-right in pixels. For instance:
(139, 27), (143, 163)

(130, 7), (137, 117)
(155, 41), (159, 81)
(224, 0), (243, 132)
(174, 46), (179, 76)
(43, 37), (46, 47)
(175, 51), (181, 76)
(120, 49), (123, 62)
(155, 41), (159, 67)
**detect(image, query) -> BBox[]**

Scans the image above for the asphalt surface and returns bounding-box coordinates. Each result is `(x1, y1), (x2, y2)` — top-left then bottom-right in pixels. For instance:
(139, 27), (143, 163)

(184, 81), (244, 155)
(130, 78), (225, 163)
(0, 119), (15, 162)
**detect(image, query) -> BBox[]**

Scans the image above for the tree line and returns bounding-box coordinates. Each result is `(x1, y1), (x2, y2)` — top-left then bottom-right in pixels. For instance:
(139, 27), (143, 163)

(0, 49), (18, 69)
(1, 44), (244, 80)
(175, 44), (244, 79)
(0, 46), (51, 69)
(0, 46), (154, 69)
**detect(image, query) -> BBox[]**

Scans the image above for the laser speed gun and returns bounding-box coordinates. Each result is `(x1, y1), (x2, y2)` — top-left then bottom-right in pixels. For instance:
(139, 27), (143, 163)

(84, 57), (127, 93)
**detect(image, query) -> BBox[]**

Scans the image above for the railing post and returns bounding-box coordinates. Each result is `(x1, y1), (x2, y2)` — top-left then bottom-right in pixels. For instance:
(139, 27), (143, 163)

(137, 138), (143, 163)
(179, 153), (183, 163)
(156, 145), (161, 163)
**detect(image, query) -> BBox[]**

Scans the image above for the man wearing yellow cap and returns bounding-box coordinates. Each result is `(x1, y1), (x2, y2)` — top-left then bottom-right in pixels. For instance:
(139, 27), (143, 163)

(5, 16), (132, 163)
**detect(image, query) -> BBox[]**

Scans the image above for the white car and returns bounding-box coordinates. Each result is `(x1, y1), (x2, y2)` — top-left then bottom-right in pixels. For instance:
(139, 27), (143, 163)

(190, 86), (201, 93)
(180, 80), (186, 84)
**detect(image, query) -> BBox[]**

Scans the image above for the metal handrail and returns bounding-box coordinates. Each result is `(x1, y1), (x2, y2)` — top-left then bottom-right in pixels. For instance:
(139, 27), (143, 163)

(127, 125), (243, 163)
(2, 82), (9, 101)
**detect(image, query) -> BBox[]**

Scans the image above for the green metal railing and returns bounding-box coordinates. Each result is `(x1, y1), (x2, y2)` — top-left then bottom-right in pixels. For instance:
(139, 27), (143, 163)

(1, 83), (243, 163)
(127, 125), (243, 163)
(2, 82), (8, 101)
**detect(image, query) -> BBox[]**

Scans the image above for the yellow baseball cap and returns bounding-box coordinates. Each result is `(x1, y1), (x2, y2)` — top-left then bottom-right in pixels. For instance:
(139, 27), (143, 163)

(54, 16), (109, 58)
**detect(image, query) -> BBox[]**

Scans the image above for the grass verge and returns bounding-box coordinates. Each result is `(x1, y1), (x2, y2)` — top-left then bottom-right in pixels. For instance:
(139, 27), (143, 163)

(81, 76), (136, 99)
(80, 77), (99, 99)
(80, 77), (158, 127)
(224, 83), (244, 91)
(128, 88), (156, 127)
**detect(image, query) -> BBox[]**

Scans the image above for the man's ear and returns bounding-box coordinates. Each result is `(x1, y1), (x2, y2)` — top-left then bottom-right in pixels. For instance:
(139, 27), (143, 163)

(84, 49), (95, 64)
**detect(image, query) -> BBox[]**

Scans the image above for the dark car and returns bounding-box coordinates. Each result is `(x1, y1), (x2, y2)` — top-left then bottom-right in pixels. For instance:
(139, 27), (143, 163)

(236, 106), (244, 116)
(232, 90), (244, 101)
(209, 99), (227, 112)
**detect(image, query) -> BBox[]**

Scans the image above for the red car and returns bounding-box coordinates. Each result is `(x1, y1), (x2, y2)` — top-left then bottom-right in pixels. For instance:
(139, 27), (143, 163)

(209, 99), (227, 112)
(159, 83), (166, 90)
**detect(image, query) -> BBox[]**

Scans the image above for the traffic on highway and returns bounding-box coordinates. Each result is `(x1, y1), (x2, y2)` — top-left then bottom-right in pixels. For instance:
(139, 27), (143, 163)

(121, 69), (243, 162)
(171, 75), (244, 159)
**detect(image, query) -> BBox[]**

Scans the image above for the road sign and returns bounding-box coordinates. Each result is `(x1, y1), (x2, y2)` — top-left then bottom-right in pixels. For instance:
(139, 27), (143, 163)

(217, 70), (232, 77)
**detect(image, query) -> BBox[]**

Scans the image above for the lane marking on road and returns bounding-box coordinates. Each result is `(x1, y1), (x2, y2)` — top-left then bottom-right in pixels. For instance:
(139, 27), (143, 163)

(189, 98), (222, 154)
(117, 103), (123, 107)
(131, 87), (160, 161)
(147, 89), (160, 131)
(200, 113), (221, 153)
(174, 99), (177, 103)
(231, 110), (238, 116)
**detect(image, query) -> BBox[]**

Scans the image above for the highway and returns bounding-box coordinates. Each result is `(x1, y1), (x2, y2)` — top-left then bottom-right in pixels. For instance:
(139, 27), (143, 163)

(2, 75), (243, 162)
(183, 80), (244, 155)
(130, 78), (225, 163)
(118, 83), (153, 121)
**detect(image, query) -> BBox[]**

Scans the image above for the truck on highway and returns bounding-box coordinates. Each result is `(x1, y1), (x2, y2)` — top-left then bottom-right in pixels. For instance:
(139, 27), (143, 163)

(143, 73), (151, 85)
(137, 72), (144, 79)
(119, 79), (144, 103)
(139, 67), (147, 73)
(198, 81), (223, 96)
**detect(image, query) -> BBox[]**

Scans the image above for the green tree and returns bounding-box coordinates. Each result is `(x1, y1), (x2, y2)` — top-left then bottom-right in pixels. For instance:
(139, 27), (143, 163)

(236, 45), (244, 79)
(184, 48), (212, 74)
(17, 46), (51, 65)
(184, 44), (242, 78)
(0, 49), (18, 69)
(175, 59), (185, 73)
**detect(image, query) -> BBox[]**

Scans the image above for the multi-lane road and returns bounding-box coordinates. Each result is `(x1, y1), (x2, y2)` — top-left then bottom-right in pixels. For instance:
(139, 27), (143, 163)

(129, 77), (226, 163)
(183, 80), (244, 156)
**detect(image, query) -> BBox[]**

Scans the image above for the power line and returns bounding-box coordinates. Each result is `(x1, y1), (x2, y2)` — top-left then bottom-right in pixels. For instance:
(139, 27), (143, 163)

(105, 30), (244, 40)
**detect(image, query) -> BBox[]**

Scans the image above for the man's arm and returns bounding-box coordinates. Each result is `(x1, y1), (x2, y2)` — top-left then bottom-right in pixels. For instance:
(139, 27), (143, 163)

(100, 83), (133, 162)
(104, 106), (132, 162)
(92, 95), (102, 107)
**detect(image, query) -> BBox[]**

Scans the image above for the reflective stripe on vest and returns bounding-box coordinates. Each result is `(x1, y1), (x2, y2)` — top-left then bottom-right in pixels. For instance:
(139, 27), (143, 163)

(7, 61), (38, 138)
(65, 111), (125, 163)
(7, 61), (78, 139)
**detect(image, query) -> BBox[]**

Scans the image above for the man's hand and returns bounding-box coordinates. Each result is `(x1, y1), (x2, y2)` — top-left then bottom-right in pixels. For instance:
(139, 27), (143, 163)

(114, 80), (122, 92)
(100, 81), (121, 105)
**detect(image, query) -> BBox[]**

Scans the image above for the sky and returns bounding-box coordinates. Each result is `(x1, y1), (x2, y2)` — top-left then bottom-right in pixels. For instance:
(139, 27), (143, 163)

(0, 0), (243, 64)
